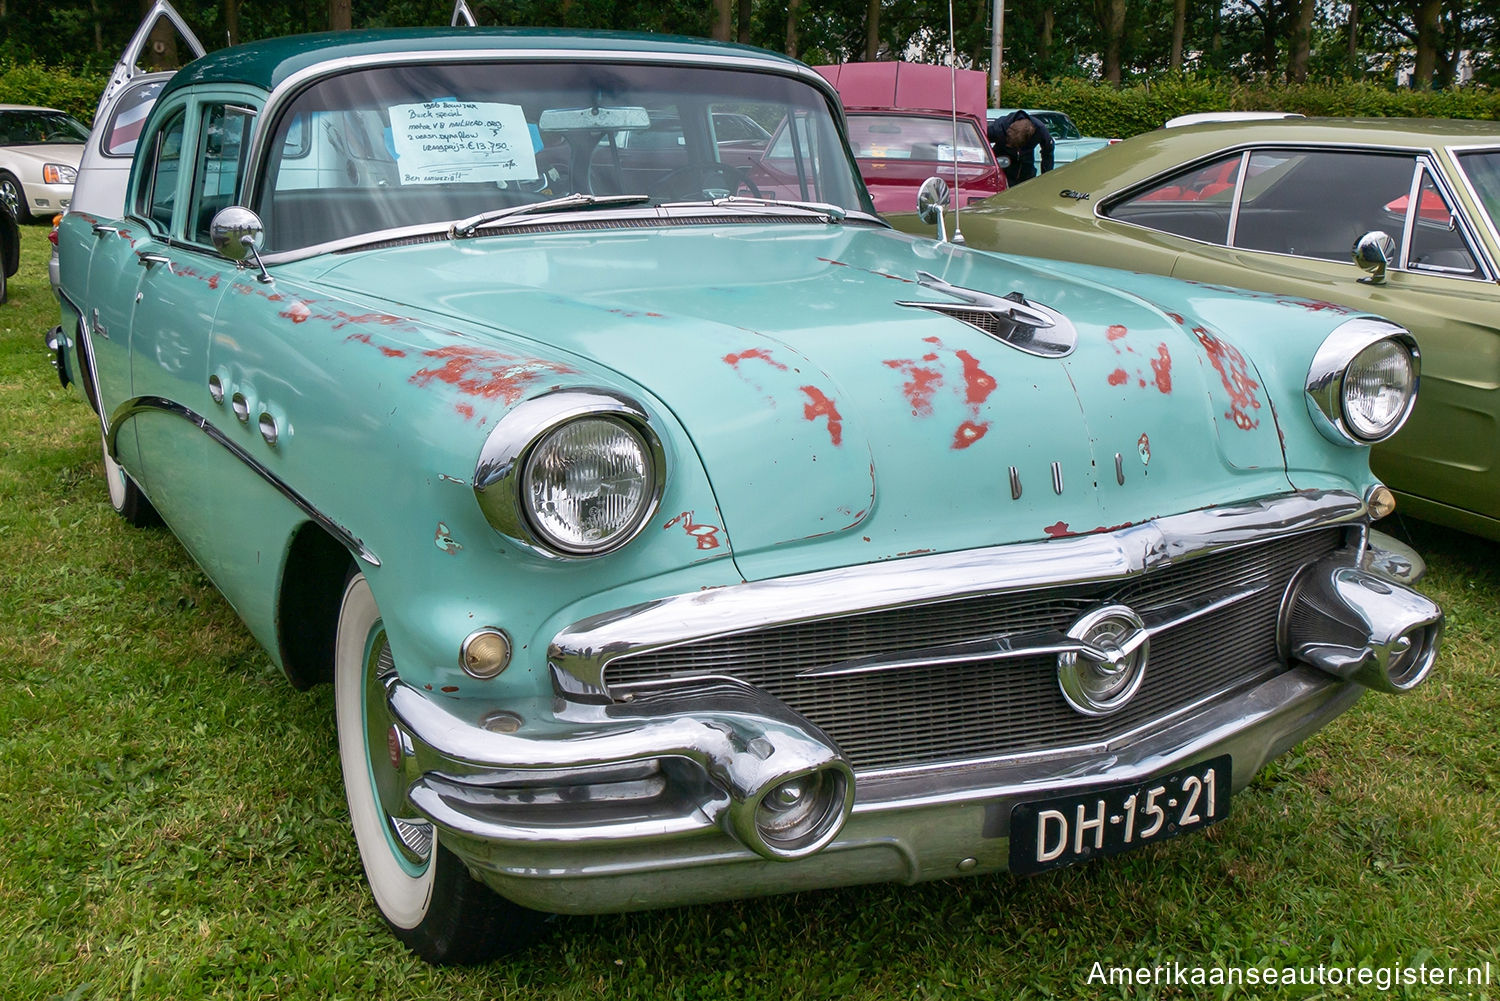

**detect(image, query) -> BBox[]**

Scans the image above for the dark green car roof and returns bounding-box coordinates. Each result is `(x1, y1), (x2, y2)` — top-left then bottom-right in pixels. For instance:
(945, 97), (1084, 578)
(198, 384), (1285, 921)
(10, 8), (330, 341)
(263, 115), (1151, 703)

(162, 27), (805, 99)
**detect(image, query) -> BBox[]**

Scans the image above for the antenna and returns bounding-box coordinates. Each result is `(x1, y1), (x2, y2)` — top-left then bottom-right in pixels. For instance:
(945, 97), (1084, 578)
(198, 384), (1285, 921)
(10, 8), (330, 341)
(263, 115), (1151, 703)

(947, 0), (966, 245)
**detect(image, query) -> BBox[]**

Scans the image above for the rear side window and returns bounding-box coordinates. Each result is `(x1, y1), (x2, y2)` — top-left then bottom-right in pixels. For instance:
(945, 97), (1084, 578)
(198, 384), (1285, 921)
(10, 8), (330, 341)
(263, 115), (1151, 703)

(104, 81), (165, 157)
(1231, 149), (1416, 261)
(1105, 152), (1243, 244)
(1405, 168), (1479, 277)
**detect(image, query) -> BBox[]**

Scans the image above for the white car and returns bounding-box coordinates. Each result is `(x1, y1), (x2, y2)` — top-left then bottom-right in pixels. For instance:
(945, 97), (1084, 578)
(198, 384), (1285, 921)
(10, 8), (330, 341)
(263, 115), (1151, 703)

(0, 105), (89, 222)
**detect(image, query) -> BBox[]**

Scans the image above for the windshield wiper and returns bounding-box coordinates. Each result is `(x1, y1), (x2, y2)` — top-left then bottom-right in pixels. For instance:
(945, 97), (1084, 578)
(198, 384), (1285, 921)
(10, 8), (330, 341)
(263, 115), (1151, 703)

(699, 195), (847, 222)
(450, 193), (651, 238)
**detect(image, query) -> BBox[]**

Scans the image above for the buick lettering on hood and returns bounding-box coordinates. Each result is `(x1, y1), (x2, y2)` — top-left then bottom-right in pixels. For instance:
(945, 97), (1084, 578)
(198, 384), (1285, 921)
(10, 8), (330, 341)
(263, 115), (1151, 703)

(49, 20), (1443, 964)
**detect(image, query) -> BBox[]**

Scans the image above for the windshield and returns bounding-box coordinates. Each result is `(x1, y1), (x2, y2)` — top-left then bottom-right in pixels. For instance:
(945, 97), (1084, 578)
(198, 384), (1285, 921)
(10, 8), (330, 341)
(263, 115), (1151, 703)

(1456, 149), (1500, 237)
(844, 114), (991, 164)
(257, 61), (869, 252)
(0, 109), (90, 145)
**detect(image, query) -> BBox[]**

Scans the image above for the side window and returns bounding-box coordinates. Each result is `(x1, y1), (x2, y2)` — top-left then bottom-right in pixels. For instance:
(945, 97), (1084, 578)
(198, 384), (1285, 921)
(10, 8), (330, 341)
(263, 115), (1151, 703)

(1232, 149), (1418, 262)
(1104, 153), (1243, 244)
(1404, 169), (1479, 277)
(189, 104), (255, 245)
(103, 81), (165, 157)
(137, 108), (187, 232)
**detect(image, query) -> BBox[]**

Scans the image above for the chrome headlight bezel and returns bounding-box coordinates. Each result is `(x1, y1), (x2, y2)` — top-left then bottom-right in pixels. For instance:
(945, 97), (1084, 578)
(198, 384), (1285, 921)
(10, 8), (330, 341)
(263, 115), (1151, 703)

(473, 389), (666, 559)
(1305, 318), (1420, 447)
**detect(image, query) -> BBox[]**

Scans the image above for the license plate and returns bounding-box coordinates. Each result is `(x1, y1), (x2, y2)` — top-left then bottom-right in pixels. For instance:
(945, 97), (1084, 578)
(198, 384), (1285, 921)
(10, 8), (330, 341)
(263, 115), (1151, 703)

(1008, 755), (1231, 874)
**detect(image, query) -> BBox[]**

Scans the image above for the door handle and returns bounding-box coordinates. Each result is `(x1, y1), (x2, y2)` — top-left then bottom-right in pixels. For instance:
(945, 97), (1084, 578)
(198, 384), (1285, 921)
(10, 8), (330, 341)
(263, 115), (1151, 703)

(136, 252), (173, 272)
(91, 223), (119, 237)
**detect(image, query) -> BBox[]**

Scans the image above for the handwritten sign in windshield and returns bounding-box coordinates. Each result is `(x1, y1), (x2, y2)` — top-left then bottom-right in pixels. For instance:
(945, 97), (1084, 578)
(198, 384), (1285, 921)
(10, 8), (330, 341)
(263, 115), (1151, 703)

(389, 101), (538, 185)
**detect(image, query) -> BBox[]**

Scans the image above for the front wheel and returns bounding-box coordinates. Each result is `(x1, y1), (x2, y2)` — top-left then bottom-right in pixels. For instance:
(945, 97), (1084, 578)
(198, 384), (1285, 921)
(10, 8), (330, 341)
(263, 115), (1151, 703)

(334, 573), (545, 964)
(102, 430), (159, 526)
(0, 172), (30, 224)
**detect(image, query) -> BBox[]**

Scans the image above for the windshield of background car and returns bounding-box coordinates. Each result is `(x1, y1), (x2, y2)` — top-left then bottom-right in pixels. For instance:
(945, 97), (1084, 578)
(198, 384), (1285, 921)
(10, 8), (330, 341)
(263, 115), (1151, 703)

(256, 61), (866, 252)
(1456, 149), (1500, 235)
(844, 114), (990, 163)
(0, 109), (89, 145)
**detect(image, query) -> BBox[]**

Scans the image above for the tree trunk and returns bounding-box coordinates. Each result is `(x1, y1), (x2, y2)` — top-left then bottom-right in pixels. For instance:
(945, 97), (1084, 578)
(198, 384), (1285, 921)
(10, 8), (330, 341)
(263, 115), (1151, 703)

(711, 0), (731, 41)
(1411, 0), (1440, 88)
(864, 0), (880, 61)
(226, 0), (240, 46)
(1097, 0), (1126, 86)
(1169, 0), (1186, 71)
(736, 0), (751, 43)
(1288, 0), (1315, 82)
(1040, 5), (1053, 66)
(329, 0), (352, 32)
(785, 0), (801, 57)
(1346, 0), (1359, 73)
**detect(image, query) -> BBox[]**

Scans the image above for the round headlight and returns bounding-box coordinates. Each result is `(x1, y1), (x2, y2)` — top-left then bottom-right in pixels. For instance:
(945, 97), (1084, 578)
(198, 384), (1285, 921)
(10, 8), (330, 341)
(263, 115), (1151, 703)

(1342, 339), (1415, 441)
(522, 416), (655, 554)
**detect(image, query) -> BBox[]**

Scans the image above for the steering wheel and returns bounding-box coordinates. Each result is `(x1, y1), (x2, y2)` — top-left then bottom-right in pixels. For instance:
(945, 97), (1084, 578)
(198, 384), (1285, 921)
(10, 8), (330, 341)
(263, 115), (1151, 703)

(651, 162), (762, 201)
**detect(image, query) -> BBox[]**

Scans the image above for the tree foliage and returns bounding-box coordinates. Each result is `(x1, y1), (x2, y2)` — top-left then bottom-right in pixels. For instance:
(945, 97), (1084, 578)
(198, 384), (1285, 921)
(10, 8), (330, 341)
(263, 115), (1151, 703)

(0, 0), (1493, 89)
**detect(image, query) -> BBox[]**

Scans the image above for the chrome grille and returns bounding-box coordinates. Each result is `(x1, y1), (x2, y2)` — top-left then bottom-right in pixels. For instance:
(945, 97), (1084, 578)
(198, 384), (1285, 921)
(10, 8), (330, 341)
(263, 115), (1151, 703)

(604, 529), (1345, 771)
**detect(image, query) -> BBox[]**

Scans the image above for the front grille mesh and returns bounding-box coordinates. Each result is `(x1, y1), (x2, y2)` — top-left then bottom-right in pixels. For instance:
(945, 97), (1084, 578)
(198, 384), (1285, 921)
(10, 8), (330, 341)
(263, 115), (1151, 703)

(604, 529), (1344, 771)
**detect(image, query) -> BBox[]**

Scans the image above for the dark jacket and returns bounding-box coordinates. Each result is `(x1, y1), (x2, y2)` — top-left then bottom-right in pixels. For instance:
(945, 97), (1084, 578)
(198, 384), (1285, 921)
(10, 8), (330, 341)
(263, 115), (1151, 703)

(987, 109), (1055, 186)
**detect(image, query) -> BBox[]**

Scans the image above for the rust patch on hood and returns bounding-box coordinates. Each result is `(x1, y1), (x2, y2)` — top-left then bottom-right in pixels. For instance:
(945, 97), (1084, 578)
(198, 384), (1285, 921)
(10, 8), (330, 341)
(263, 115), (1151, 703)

(664, 511), (722, 550)
(800, 386), (844, 446)
(410, 346), (576, 408)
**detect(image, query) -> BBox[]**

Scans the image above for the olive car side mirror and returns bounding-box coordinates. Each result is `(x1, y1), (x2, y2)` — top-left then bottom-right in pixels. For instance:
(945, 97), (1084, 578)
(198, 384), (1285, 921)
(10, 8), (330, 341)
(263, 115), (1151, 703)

(1353, 230), (1396, 285)
(210, 206), (273, 284)
(917, 176), (951, 243)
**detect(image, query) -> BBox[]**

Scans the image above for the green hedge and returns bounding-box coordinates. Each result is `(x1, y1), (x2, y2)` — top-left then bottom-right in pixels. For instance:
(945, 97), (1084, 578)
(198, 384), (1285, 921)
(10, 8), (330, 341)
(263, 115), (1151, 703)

(0, 63), (110, 124)
(1000, 75), (1500, 139)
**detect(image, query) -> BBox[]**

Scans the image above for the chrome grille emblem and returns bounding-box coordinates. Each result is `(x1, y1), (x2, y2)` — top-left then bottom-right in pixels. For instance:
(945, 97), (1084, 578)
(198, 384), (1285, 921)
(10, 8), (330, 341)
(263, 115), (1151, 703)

(1057, 604), (1150, 717)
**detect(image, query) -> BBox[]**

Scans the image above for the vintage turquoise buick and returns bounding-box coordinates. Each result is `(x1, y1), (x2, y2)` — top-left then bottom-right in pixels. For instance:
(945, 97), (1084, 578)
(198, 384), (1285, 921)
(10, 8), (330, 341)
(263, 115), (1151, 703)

(51, 27), (1444, 964)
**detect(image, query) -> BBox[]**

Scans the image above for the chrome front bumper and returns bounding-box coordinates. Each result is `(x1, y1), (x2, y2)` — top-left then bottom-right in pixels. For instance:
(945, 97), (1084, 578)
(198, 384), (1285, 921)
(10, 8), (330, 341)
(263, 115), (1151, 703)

(386, 491), (1441, 914)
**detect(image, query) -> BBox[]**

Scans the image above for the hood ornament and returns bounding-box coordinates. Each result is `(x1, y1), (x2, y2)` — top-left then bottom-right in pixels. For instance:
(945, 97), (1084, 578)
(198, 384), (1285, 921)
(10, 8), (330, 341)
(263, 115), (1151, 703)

(898, 272), (1077, 358)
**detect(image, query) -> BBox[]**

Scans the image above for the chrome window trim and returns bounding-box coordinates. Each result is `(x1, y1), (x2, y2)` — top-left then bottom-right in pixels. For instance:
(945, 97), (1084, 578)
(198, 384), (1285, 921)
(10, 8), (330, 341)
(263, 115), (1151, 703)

(1224, 150), (1250, 246)
(1445, 143), (1500, 275)
(1099, 140), (1498, 284)
(106, 395), (380, 566)
(239, 48), (852, 262)
(550, 489), (1369, 698)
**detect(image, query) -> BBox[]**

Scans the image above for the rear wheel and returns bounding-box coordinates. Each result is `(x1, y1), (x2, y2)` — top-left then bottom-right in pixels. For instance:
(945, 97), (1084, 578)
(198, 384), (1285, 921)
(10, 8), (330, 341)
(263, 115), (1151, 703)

(334, 573), (544, 964)
(0, 172), (31, 223)
(101, 430), (159, 526)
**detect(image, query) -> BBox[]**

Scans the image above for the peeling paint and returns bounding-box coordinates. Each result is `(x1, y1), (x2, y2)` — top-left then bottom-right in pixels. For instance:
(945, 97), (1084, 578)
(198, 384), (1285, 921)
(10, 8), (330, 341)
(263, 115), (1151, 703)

(956, 350), (997, 407)
(884, 358), (943, 415)
(664, 511), (723, 550)
(346, 332), (408, 358)
(1043, 521), (1071, 538)
(1107, 324), (1128, 341)
(1193, 326), (1261, 429)
(952, 420), (990, 449)
(1108, 368), (1129, 386)
(410, 346), (575, 405)
(816, 257), (850, 268)
(724, 347), (788, 371)
(279, 301), (312, 324)
(440, 685), (460, 693)
(438, 473), (468, 485)
(435, 522), (463, 555)
(1137, 433), (1151, 465)
(1150, 344), (1172, 394)
(800, 386), (844, 446)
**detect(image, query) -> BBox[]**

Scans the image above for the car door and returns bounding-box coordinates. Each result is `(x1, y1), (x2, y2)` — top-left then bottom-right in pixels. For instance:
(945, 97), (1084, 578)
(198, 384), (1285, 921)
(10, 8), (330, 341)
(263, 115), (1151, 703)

(1157, 146), (1500, 524)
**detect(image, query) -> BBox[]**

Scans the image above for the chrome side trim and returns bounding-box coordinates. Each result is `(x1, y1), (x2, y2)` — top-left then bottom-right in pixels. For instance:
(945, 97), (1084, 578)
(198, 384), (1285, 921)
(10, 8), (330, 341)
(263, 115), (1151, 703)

(549, 489), (1369, 697)
(106, 395), (379, 566)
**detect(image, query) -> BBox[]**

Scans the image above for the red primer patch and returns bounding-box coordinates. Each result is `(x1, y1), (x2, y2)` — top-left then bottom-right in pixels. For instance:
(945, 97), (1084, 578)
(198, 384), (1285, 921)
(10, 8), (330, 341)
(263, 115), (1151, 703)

(1167, 313), (1185, 325)
(1193, 327), (1261, 429)
(884, 359), (943, 416)
(455, 402), (475, 420)
(816, 257), (849, 267)
(952, 420), (990, 449)
(800, 386), (844, 446)
(1043, 521), (1072, 538)
(207, 274), (220, 290)
(1107, 324), (1128, 340)
(440, 686), (460, 693)
(280, 301), (311, 324)
(724, 347), (788, 371)
(410, 346), (574, 404)
(664, 511), (722, 550)
(1150, 344), (1172, 394)
(955, 350), (997, 407)
(1108, 368), (1129, 386)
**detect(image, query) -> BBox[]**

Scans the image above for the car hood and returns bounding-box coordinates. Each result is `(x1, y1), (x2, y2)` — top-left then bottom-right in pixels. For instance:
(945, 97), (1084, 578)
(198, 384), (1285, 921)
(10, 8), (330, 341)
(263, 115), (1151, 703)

(1, 143), (84, 170)
(306, 223), (1293, 581)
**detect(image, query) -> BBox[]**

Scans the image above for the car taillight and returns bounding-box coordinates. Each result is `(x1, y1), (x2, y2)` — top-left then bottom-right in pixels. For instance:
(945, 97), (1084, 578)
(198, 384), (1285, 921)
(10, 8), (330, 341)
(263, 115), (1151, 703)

(49, 215), (61, 246)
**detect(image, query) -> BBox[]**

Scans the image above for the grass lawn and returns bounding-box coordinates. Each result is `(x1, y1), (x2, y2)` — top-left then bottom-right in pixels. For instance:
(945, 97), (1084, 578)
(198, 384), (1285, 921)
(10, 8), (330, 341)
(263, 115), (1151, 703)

(2, 222), (1497, 1000)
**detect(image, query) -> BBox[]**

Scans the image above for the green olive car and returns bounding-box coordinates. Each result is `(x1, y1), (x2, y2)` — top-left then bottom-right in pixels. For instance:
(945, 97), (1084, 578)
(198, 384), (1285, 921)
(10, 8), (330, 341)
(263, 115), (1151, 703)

(896, 117), (1500, 541)
(49, 24), (1445, 965)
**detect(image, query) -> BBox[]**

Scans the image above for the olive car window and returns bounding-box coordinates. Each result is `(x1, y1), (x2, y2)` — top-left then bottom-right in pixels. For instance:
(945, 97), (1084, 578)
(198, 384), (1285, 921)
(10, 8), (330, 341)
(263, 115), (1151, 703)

(189, 104), (254, 246)
(1106, 152), (1244, 243)
(1232, 150), (1418, 262)
(257, 63), (862, 252)
(1405, 168), (1479, 276)
(1455, 149), (1500, 236)
(138, 108), (187, 231)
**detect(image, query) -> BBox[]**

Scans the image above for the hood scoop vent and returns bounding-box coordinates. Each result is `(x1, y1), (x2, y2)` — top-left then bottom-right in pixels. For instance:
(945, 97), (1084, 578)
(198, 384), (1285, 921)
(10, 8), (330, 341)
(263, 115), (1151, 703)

(898, 272), (1077, 358)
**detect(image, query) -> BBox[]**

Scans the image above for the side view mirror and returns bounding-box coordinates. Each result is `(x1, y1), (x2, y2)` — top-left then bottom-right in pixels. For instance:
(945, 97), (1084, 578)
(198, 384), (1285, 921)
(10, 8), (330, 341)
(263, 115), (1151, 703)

(1353, 230), (1395, 285)
(210, 206), (264, 261)
(916, 176), (951, 243)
